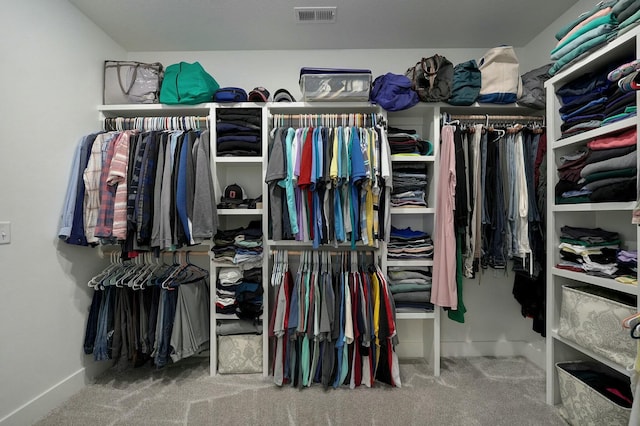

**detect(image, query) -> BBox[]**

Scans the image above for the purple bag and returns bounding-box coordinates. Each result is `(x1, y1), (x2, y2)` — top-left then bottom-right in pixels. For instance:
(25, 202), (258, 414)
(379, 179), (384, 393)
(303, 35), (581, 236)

(370, 73), (419, 111)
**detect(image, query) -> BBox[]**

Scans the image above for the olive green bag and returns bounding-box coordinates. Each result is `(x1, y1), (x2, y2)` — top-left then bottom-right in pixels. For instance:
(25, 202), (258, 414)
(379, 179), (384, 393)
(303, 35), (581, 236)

(159, 62), (220, 105)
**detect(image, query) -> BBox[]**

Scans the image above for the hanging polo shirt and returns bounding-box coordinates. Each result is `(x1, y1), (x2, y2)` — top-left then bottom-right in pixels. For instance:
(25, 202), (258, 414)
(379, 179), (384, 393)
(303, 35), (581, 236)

(298, 128), (315, 241)
(266, 128), (287, 240)
(351, 127), (367, 245)
(284, 128), (299, 236)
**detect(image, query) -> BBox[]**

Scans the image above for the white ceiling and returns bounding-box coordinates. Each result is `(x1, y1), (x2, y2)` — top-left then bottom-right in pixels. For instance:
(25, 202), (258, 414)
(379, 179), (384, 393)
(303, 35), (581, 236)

(69, 0), (580, 52)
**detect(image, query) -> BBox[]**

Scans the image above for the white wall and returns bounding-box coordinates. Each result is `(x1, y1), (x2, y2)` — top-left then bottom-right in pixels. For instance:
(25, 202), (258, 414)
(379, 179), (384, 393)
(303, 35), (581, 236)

(521, 0), (598, 72)
(0, 1), (125, 424)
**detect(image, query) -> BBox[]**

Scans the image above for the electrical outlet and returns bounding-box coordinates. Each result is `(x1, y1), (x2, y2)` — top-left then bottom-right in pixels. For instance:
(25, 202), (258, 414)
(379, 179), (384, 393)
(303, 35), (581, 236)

(0, 222), (11, 244)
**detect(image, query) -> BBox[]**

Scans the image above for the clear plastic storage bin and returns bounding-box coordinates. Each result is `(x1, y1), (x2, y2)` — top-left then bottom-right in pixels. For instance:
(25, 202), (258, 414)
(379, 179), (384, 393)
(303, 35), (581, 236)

(300, 73), (372, 102)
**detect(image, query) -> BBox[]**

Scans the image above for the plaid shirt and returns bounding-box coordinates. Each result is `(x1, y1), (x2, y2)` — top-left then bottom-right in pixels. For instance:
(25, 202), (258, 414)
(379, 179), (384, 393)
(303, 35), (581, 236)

(83, 132), (117, 244)
(94, 133), (119, 238)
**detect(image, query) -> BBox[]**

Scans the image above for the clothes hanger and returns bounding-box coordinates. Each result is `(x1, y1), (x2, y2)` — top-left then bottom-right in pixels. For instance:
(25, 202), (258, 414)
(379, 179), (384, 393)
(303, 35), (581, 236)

(632, 322), (640, 339)
(622, 311), (640, 329)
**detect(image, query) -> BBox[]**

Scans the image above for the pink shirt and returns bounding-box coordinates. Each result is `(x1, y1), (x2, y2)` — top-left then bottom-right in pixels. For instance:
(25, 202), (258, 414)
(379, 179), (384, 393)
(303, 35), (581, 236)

(431, 125), (458, 309)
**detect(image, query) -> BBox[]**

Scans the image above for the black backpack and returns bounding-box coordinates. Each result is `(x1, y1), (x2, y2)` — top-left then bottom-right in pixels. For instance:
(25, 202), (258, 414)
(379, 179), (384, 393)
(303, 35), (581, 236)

(405, 54), (454, 102)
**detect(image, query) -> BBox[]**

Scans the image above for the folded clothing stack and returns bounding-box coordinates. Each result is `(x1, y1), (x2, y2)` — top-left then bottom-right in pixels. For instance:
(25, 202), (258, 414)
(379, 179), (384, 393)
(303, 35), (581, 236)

(556, 225), (623, 279)
(555, 127), (637, 204)
(215, 267), (263, 320)
(549, 2), (619, 77)
(387, 126), (433, 156)
(391, 164), (428, 208)
(211, 220), (263, 269)
(387, 226), (433, 260)
(216, 108), (262, 156)
(387, 267), (433, 312)
(556, 67), (618, 138)
(615, 249), (638, 284)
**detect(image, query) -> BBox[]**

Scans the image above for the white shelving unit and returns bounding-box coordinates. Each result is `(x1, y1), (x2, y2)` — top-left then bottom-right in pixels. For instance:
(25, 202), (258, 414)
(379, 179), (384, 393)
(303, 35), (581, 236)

(385, 104), (441, 375)
(544, 27), (640, 406)
(97, 98), (552, 383)
(209, 102), (269, 376)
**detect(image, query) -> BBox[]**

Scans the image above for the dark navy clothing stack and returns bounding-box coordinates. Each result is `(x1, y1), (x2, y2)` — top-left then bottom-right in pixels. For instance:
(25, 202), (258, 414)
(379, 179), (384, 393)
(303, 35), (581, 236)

(557, 58), (637, 139)
(216, 108), (262, 156)
(387, 226), (434, 260)
(386, 127), (433, 156)
(557, 70), (615, 138)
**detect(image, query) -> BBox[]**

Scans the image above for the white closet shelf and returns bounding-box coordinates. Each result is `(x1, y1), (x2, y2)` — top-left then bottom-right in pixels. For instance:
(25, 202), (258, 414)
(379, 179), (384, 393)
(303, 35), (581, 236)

(217, 208), (263, 216)
(396, 311), (435, 320)
(215, 313), (264, 321)
(387, 259), (433, 267)
(215, 102), (265, 109)
(267, 240), (379, 249)
(442, 102), (539, 114)
(98, 103), (212, 116)
(550, 268), (638, 295)
(390, 207), (435, 214)
(214, 157), (262, 163)
(551, 201), (636, 212)
(391, 155), (435, 162)
(267, 101), (379, 112)
(550, 331), (631, 378)
(552, 117), (636, 150)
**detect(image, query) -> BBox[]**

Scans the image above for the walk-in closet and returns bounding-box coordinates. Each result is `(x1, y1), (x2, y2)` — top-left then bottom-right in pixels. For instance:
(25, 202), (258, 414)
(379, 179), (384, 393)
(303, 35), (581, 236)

(2, 0), (639, 425)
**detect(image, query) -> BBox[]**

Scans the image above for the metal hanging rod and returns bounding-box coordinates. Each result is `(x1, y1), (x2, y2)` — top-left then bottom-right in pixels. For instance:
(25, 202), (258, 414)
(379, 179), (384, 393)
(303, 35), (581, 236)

(270, 112), (383, 128)
(270, 249), (378, 256)
(103, 115), (209, 132)
(446, 114), (545, 122)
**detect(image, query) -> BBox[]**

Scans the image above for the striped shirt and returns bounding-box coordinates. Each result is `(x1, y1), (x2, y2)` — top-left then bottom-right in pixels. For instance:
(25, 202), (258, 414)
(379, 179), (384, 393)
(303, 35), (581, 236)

(94, 133), (119, 238)
(107, 131), (131, 240)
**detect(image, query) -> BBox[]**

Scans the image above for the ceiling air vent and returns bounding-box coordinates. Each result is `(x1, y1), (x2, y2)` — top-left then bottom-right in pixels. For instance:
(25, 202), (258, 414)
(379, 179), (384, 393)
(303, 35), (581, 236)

(294, 7), (337, 23)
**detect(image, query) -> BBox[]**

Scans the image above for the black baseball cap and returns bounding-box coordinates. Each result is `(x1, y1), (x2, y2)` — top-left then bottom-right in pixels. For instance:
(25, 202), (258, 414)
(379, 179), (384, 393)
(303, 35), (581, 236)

(222, 184), (244, 204)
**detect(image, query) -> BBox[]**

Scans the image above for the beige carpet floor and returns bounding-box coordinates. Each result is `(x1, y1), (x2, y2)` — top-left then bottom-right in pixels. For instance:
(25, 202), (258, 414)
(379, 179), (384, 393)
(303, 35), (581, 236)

(34, 356), (566, 425)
